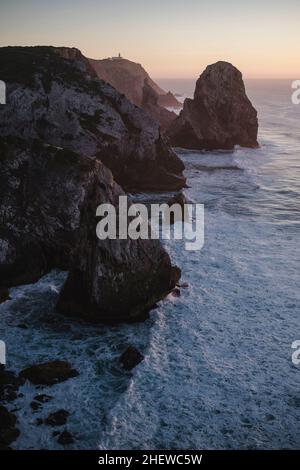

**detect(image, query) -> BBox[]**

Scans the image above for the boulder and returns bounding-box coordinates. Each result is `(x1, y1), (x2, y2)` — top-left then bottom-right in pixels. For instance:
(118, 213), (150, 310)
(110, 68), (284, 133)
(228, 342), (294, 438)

(33, 394), (53, 403)
(119, 346), (144, 370)
(168, 61), (258, 150)
(0, 368), (23, 402)
(166, 191), (190, 224)
(57, 429), (75, 445)
(0, 405), (19, 446)
(19, 360), (79, 385)
(44, 409), (70, 426)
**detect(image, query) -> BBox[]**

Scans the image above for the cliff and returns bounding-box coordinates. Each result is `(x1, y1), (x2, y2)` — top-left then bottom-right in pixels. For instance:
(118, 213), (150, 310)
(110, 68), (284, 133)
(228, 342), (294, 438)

(167, 61), (258, 150)
(0, 46), (181, 322)
(0, 46), (185, 191)
(89, 56), (181, 108)
(89, 56), (180, 130)
(0, 137), (178, 322)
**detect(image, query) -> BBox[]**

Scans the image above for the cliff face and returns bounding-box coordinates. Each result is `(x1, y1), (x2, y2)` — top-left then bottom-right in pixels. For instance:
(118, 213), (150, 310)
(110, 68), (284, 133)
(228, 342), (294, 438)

(0, 46), (181, 322)
(0, 137), (178, 321)
(141, 79), (177, 132)
(89, 56), (180, 130)
(89, 56), (181, 108)
(0, 46), (185, 191)
(56, 168), (178, 323)
(168, 61), (258, 150)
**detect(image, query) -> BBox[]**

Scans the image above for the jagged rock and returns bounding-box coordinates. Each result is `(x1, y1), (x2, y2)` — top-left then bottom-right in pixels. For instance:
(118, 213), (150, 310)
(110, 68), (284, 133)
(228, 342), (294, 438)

(57, 429), (75, 445)
(171, 287), (181, 297)
(167, 191), (188, 208)
(19, 360), (79, 386)
(177, 282), (189, 288)
(89, 55), (181, 111)
(168, 61), (258, 150)
(0, 46), (185, 192)
(30, 401), (42, 412)
(158, 91), (182, 109)
(166, 191), (190, 224)
(142, 79), (177, 132)
(0, 138), (103, 286)
(0, 287), (10, 304)
(44, 409), (70, 426)
(119, 346), (144, 370)
(0, 137), (179, 321)
(0, 46), (182, 322)
(56, 167), (180, 322)
(0, 368), (23, 402)
(0, 405), (20, 446)
(34, 394), (53, 403)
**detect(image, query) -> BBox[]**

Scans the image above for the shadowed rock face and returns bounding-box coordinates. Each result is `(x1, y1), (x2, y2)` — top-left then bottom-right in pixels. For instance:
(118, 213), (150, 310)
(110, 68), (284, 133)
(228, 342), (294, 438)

(142, 79), (177, 132)
(56, 165), (180, 323)
(0, 137), (178, 321)
(0, 138), (96, 286)
(0, 46), (185, 191)
(168, 61), (258, 150)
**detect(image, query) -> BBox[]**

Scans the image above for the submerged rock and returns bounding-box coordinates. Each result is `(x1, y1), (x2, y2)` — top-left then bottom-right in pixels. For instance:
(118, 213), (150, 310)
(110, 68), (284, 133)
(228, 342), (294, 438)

(57, 429), (75, 445)
(119, 346), (144, 370)
(44, 409), (70, 426)
(33, 394), (53, 403)
(171, 287), (181, 298)
(30, 401), (42, 412)
(19, 361), (79, 386)
(0, 46), (185, 192)
(167, 191), (190, 224)
(168, 61), (258, 150)
(0, 367), (23, 402)
(0, 405), (20, 446)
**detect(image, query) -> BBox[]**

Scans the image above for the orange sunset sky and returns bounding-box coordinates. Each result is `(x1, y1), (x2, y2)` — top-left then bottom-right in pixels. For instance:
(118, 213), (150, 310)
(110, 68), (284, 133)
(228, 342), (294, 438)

(1, 0), (299, 79)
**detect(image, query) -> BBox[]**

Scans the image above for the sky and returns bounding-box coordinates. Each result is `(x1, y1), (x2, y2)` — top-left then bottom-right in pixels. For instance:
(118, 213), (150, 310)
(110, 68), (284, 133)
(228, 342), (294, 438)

(1, 0), (299, 79)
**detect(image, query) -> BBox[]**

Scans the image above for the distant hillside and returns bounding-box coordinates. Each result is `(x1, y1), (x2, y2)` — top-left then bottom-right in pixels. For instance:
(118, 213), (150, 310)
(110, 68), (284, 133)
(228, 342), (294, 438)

(89, 56), (181, 109)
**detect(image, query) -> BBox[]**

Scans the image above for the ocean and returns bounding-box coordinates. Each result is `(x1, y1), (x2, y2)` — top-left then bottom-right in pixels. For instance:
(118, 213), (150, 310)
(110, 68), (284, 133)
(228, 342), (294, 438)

(0, 79), (299, 449)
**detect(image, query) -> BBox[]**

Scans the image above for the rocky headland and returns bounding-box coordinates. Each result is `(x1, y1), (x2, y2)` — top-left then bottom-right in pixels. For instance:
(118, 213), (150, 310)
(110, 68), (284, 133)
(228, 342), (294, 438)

(0, 46), (181, 321)
(0, 46), (185, 192)
(89, 55), (181, 109)
(89, 56), (179, 131)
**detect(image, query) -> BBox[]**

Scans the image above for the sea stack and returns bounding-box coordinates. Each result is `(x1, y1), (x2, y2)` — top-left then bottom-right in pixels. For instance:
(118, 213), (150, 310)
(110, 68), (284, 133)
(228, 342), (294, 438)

(167, 61), (258, 150)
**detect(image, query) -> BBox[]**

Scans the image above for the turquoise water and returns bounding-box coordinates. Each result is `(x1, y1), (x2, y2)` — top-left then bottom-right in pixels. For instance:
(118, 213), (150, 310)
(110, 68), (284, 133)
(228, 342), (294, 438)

(0, 80), (299, 449)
